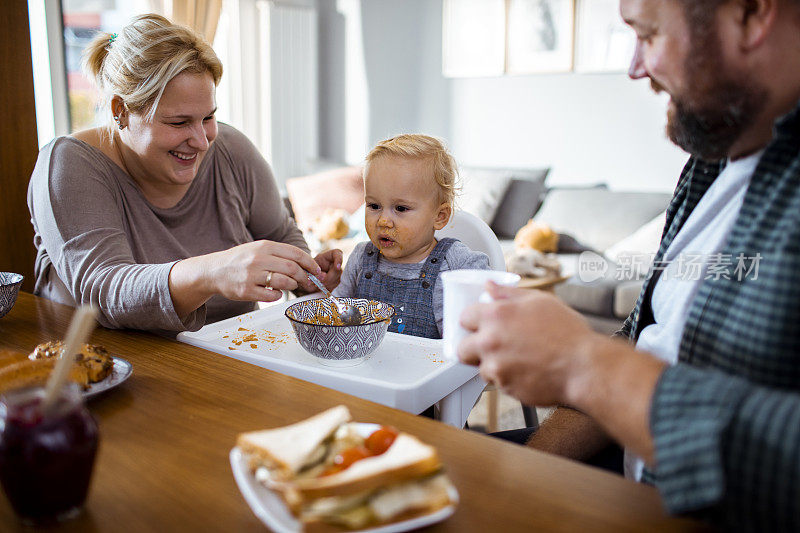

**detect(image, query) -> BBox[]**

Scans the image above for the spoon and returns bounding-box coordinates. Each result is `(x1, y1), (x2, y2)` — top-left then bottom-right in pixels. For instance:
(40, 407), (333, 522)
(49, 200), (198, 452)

(306, 273), (364, 326)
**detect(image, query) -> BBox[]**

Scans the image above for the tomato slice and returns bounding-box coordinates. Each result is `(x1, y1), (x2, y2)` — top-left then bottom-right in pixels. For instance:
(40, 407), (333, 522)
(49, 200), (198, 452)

(321, 446), (371, 476)
(335, 446), (371, 467)
(365, 426), (398, 456)
(319, 426), (400, 477)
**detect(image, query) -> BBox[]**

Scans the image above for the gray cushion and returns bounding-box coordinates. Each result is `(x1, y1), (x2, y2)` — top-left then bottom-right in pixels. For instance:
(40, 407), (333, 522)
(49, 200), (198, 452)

(481, 167), (549, 238)
(555, 276), (618, 317)
(584, 314), (628, 336)
(614, 280), (645, 319)
(534, 188), (672, 252)
(554, 253), (642, 319)
(557, 233), (595, 253)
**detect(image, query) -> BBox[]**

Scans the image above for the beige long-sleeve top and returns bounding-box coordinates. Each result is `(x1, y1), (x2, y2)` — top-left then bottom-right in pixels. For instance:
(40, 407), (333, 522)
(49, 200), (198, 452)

(27, 123), (308, 332)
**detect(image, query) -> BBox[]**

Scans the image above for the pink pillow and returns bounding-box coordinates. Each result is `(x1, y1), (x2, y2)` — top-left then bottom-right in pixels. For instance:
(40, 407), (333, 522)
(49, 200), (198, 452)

(286, 166), (364, 228)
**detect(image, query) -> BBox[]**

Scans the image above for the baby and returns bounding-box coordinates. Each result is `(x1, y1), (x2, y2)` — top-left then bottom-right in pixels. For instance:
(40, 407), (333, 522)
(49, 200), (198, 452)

(333, 134), (490, 339)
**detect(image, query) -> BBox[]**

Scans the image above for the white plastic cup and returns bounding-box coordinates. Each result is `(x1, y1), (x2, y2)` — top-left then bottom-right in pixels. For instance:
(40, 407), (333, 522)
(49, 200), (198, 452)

(441, 270), (521, 361)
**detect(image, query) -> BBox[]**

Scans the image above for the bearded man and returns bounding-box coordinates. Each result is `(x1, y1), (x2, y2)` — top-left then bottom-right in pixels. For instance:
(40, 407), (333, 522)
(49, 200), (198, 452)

(458, 1), (800, 530)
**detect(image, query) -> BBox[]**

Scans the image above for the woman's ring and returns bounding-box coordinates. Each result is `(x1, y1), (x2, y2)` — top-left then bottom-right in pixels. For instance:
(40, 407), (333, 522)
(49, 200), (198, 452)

(265, 271), (273, 288)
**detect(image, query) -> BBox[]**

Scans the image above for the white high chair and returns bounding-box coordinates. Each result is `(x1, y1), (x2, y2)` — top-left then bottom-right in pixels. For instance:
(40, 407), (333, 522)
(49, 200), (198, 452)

(435, 210), (538, 432)
(435, 210), (506, 271)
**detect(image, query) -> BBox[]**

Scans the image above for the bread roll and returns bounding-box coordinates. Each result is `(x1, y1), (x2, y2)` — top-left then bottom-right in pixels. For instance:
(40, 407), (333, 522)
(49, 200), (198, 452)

(514, 220), (559, 253)
(311, 208), (350, 241)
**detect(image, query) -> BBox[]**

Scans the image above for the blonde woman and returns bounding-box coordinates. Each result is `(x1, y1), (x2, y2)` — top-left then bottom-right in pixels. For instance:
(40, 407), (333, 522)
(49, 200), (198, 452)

(27, 14), (341, 332)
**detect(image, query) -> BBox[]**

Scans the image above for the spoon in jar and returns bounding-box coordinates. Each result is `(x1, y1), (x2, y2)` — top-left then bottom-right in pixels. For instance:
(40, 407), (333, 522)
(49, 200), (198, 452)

(42, 305), (98, 415)
(306, 272), (364, 326)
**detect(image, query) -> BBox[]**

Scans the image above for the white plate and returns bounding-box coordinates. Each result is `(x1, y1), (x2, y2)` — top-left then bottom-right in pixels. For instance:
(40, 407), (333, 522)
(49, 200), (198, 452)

(230, 423), (459, 533)
(84, 357), (132, 399)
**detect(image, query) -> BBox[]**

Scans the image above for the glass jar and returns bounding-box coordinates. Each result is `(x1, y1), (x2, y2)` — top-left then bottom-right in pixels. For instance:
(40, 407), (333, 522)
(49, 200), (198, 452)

(0, 383), (99, 524)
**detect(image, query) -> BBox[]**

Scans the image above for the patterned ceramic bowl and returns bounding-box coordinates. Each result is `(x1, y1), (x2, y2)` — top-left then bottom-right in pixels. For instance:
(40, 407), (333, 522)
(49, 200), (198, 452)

(0, 272), (23, 319)
(285, 298), (395, 366)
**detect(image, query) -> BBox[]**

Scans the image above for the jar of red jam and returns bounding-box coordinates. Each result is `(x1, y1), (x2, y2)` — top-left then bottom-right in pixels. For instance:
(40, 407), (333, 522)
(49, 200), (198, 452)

(0, 384), (99, 524)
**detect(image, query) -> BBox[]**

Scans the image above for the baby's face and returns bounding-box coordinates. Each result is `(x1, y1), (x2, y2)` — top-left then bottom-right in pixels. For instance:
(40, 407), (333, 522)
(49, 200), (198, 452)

(364, 155), (451, 263)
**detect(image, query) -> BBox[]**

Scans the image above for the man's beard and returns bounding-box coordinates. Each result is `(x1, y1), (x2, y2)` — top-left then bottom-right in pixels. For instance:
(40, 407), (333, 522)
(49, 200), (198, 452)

(654, 18), (768, 161)
(665, 80), (767, 160)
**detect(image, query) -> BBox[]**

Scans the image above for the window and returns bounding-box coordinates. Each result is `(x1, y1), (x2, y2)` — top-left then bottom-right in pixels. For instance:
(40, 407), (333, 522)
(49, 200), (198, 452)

(61, 0), (151, 132)
(30, 0), (300, 177)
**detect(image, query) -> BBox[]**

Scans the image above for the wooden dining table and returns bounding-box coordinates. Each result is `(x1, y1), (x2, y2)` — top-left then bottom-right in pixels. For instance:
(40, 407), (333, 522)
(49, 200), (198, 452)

(0, 293), (706, 532)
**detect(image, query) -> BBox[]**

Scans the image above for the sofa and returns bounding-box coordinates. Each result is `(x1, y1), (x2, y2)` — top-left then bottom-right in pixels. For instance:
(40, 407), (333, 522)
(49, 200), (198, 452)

(283, 165), (672, 336)
(514, 186), (671, 335)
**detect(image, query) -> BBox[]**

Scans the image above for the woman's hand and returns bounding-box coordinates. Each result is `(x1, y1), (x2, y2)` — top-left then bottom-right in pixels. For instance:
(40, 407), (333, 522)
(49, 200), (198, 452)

(211, 240), (324, 298)
(168, 241), (322, 317)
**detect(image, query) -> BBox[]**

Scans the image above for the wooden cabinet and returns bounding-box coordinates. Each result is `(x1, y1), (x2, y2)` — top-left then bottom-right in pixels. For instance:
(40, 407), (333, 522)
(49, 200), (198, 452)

(0, 1), (39, 292)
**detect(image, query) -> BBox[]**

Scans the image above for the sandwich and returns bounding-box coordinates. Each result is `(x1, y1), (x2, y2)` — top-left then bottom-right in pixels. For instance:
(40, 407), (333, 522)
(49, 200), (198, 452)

(237, 405), (457, 530)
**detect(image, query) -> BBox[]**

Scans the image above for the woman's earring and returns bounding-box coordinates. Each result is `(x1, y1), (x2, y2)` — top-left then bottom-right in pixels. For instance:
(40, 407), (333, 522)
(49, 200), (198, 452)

(113, 115), (124, 130)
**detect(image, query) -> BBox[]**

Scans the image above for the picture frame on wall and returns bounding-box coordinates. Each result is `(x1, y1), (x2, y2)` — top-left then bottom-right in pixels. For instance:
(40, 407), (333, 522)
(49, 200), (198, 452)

(442, 0), (506, 78)
(506, 0), (575, 74)
(574, 0), (636, 73)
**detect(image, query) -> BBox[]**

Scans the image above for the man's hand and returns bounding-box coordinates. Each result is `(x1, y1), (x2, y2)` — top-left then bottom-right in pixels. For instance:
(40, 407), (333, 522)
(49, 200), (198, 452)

(458, 282), (598, 406)
(458, 281), (665, 464)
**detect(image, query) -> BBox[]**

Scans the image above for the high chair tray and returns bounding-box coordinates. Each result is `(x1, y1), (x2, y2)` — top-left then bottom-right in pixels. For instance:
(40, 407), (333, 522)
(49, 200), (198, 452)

(177, 295), (480, 417)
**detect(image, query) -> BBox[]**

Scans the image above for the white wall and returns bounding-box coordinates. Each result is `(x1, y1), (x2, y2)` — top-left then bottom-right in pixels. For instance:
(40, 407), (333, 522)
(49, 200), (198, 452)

(318, 0), (451, 164)
(450, 74), (689, 191)
(317, 0), (689, 192)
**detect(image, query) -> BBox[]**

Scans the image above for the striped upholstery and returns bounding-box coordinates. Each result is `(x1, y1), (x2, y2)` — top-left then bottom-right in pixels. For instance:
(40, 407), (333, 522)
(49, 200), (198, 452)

(615, 102), (800, 531)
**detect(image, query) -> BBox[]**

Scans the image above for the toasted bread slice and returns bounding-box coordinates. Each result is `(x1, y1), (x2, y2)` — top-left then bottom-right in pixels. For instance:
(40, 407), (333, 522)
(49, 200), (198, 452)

(0, 349), (28, 367)
(0, 358), (89, 394)
(282, 434), (442, 501)
(367, 473), (455, 522)
(238, 405), (352, 479)
(301, 474), (455, 531)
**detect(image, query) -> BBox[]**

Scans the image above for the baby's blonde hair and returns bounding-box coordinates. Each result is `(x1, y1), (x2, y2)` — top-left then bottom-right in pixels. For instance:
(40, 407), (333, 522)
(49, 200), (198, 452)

(365, 134), (459, 208)
(82, 13), (222, 136)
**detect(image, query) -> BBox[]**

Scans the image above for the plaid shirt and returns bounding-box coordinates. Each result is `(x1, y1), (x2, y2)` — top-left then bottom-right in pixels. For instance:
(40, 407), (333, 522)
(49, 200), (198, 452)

(616, 100), (800, 531)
